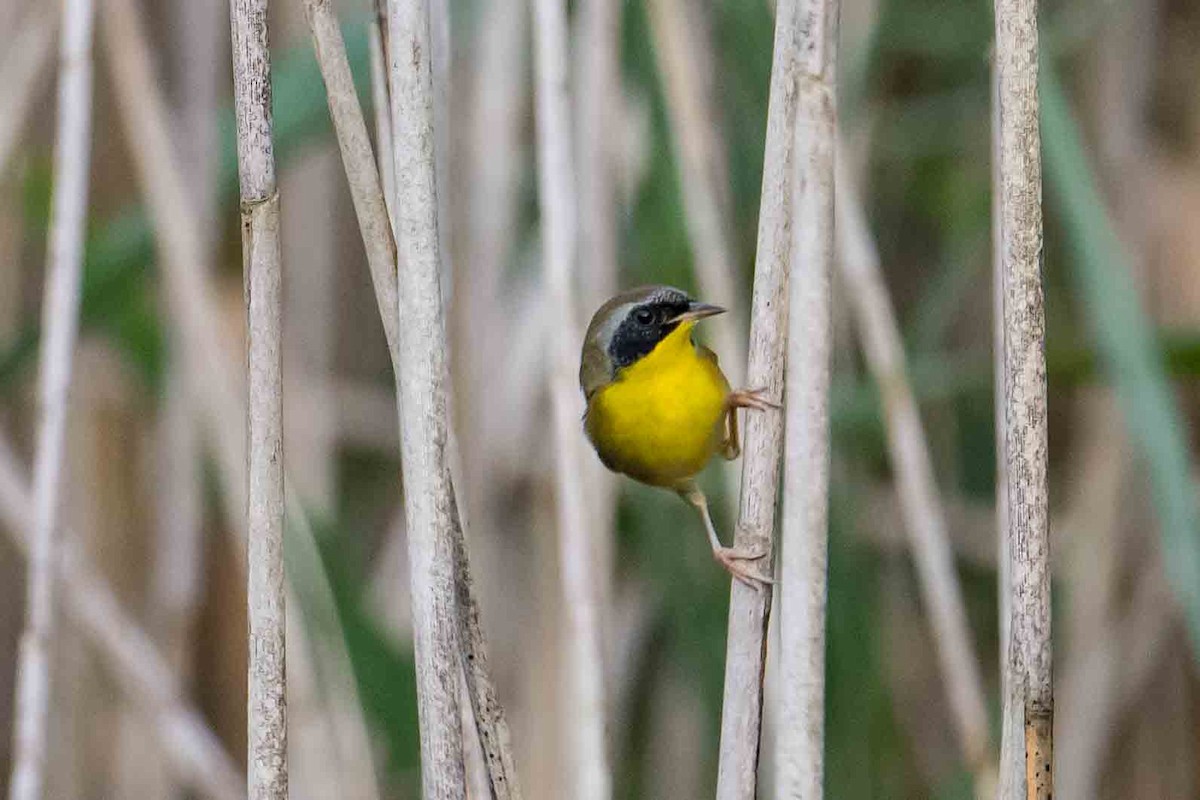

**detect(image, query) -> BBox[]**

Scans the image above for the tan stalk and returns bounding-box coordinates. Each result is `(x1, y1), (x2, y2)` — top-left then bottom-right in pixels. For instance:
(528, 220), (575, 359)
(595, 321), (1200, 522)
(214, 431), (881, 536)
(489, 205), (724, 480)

(576, 0), (620, 311)
(573, 0), (619, 669)
(994, 0), (1052, 794)
(775, 0), (838, 792)
(305, 4), (521, 795)
(228, 0), (288, 796)
(101, 2), (377, 795)
(7, 1), (94, 797)
(531, 0), (612, 795)
(647, 0), (745, 385)
(150, 0), (221, 719)
(836, 159), (993, 793)
(385, 1), (468, 796)
(714, 1), (801, 795)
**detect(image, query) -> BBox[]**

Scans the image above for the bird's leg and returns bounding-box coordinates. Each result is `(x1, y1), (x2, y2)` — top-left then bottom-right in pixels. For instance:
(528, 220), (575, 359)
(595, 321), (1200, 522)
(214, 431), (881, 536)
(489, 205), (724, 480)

(676, 480), (773, 588)
(720, 387), (780, 460)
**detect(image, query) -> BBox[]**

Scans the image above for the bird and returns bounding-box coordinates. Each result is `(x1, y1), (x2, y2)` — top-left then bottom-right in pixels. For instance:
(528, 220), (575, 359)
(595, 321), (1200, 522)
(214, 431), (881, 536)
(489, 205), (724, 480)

(579, 285), (777, 586)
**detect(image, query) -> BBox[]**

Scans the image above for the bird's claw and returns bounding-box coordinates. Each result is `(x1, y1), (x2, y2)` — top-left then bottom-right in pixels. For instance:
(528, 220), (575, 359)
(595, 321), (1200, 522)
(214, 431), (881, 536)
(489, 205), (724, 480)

(728, 387), (781, 412)
(714, 544), (774, 588)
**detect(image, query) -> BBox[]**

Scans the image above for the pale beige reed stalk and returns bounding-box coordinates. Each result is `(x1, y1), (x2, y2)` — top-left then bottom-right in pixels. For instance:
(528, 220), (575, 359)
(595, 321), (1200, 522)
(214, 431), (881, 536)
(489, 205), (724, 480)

(531, 0), (612, 795)
(229, 0), (288, 796)
(305, 4), (521, 795)
(775, 0), (838, 792)
(103, 2), (377, 793)
(647, 0), (745, 385)
(385, 1), (469, 796)
(8, 1), (94, 797)
(715, 1), (801, 796)
(994, 0), (1052, 795)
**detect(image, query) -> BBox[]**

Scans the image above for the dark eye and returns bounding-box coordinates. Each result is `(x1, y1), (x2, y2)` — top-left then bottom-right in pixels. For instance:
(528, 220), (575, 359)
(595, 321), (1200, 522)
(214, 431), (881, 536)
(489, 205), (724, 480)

(634, 308), (654, 326)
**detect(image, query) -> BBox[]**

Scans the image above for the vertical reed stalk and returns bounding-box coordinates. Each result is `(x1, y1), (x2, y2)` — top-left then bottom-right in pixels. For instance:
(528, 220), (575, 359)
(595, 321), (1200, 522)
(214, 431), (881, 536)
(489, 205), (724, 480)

(775, 0), (838, 793)
(836, 164), (992, 791)
(7, 1), (95, 797)
(992, 58), (1024, 800)
(229, 1), (287, 796)
(531, 0), (611, 795)
(305, 3), (521, 795)
(715, 1), (801, 796)
(385, 1), (468, 796)
(574, 0), (620, 631)
(576, 0), (620, 311)
(994, 0), (1052, 795)
(368, 18), (396, 227)
(647, 0), (745, 384)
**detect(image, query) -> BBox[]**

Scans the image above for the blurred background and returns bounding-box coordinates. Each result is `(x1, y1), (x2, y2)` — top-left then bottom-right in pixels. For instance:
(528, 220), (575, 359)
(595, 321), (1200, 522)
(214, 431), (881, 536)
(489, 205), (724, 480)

(1, 0), (1199, 797)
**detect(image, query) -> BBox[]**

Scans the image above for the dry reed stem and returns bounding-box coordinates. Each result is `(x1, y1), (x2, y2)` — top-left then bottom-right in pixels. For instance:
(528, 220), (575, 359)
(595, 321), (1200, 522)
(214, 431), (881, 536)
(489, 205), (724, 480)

(385, 1), (468, 796)
(647, 0), (745, 385)
(460, 0), (528, 492)
(836, 161), (992, 787)
(8, 2), (94, 797)
(994, 0), (1052, 794)
(775, 0), (838, 792)
(102, 4), (376, 794)
(992, 57), (1024, 800)
(715, 1), (801, 796)
(229, 0), (288, 797)
(0, 437), (245, 800)
(0, 4), (56, 179)
(306, 5), (521, 795)
(531, 0), (612, 795)
(304, 0), (398, 356)
(576, 0), (620, 311)
(574, 0), (619, 638)
(150, 0), (221, 698)
(368, 19), (396, 228)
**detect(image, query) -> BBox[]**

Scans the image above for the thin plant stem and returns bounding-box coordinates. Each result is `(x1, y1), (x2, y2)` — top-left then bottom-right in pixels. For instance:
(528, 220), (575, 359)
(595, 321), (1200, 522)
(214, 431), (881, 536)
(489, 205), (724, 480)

(229, 0), (287, 796)
(385, 1), (468, 796)
(305, 4), (521, 796)
(368, 19), (396, 229)
(304, 0), (398, 356)
(7, 1), (95, 797)
(714, 1), (801, 796)
(992, 56), (1024, 800)
(573, 0), (620, 643)
(994, 0), (1053, 794)
(836, 159), (993, 793)
(647, 0), (745, 385)
(101, 3), (377, 794)
(0, 4), (56, 180)
(0, 435), (243, 800)
(531, 0), (612, 796)
(775, 0), (838, 792)
(575, 0), (620, 311)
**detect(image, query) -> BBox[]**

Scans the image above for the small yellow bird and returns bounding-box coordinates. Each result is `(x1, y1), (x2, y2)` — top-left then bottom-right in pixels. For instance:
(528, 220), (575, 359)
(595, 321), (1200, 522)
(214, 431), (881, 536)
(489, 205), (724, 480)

(579, 285), (776, 586)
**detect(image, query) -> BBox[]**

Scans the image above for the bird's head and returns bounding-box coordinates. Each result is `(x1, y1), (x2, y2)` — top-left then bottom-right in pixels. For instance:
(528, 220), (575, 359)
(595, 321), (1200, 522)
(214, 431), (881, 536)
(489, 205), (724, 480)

(579, 285), (725, 399)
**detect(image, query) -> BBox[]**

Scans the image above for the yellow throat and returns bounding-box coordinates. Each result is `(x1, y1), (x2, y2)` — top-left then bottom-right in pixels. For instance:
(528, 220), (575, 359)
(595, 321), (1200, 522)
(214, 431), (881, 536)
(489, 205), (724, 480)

(585, 321), (730, 487)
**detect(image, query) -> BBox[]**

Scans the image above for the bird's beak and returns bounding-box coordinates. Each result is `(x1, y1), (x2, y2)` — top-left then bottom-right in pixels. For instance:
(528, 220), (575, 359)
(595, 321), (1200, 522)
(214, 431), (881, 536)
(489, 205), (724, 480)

(668, 302), (726, 324)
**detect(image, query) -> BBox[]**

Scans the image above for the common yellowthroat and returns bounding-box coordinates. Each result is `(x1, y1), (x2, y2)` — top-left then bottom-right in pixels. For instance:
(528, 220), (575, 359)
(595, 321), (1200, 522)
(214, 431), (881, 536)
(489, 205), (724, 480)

(580, 285), (776, 586)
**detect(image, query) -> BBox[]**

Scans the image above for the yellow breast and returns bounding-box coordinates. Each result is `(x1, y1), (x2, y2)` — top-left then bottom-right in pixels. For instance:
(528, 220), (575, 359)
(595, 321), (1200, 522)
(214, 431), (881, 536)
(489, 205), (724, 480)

(585, 322), (730, 487)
